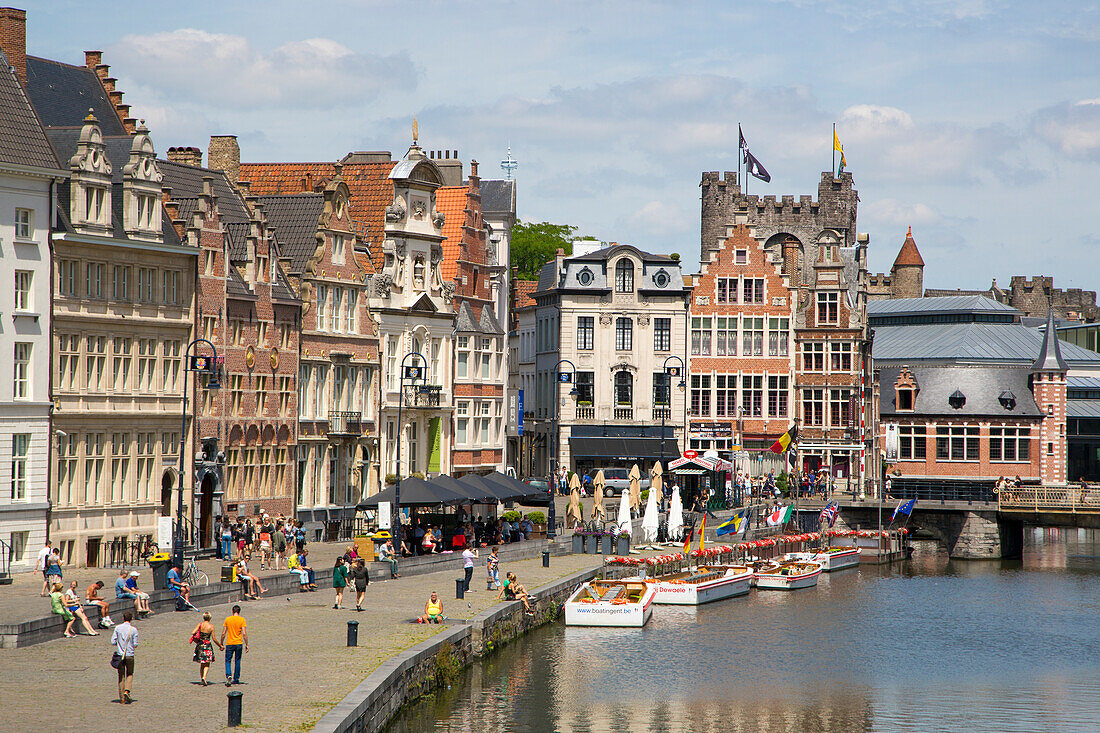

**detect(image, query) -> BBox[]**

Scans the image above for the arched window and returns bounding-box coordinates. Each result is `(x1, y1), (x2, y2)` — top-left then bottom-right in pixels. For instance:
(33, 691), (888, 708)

(615, 259), (634, 293)
(615, 371), (633, 405)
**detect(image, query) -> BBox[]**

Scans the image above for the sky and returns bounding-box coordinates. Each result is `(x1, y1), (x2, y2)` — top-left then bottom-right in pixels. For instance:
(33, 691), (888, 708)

(20, 0), (1100, 289)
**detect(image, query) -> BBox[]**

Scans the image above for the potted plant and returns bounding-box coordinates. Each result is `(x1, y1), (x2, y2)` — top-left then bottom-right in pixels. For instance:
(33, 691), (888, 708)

(615, 530), (630, 555)
(600, 531), (613, 555)
(585, 530), (600, 554)
(572, 530), (584, 554)
(525, 512), (547, 539)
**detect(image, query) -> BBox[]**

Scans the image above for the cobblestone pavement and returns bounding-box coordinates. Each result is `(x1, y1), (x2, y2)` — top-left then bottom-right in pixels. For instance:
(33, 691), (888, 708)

(0, 547), (623, 732)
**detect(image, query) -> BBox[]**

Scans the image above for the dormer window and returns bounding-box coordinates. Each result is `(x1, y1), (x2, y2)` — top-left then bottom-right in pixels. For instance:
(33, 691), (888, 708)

(999, 390), (1016, 410)
(615, 259), (634, 293)
(948, 389), (966, 410)
(85, 187), (106, 224)
(897, 388), (914, 411)
(817, 292), (839, 325)
(577, 267), (594, 286)
(137, 194), (156, 229)
(653, 268), (670, 288)
(333, 235), (346, 265)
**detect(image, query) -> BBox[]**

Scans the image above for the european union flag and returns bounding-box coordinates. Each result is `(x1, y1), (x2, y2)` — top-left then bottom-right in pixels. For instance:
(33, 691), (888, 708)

(890, 499), (916, 523)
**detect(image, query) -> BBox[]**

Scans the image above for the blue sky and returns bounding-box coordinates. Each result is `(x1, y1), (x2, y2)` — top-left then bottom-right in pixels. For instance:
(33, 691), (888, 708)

(22, 0), (1100, 288)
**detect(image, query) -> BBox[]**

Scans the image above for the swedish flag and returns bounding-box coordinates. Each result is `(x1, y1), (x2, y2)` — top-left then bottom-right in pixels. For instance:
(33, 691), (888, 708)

(716, 508), (750, 537)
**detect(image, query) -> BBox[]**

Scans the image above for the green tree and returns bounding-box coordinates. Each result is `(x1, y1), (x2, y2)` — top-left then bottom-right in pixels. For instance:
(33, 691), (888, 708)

(511, 221), (576, 281)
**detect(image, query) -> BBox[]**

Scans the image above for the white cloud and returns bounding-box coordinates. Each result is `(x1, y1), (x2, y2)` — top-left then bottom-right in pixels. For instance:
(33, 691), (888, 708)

(1032, 100), (1100, 160)
(112, 29), (416, 108)
(861, 198), (942, 227)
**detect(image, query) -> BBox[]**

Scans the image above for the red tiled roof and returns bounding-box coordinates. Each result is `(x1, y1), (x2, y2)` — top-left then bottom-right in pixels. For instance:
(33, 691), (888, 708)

(239, 161), (396, 272)
(513, 280), (538, 309)
(893, 226), (925, 268)
(435, 185), (467, 283)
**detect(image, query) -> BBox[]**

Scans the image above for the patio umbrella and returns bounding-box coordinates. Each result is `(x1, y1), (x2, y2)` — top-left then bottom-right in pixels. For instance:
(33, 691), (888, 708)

(642, 474), (660, 545)
(667, 484), (684, 543)
(629, 465), (642, 513)
(357, 477), (466, 508)
(567, 473), (582, 525)
(592, 470), (606, 520)
(433, 474), (499, 504)
(616, 486), (632, 534)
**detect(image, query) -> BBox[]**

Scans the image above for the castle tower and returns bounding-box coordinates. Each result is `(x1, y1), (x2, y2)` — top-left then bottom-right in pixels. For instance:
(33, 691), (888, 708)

(889, 227), (924, 299)
(1031, 310), (1068, 486)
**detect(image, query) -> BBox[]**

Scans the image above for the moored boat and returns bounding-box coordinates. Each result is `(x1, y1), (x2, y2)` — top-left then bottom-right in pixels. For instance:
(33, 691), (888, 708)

(783, 546), (860, 572)
(564, 579), (656, 627)
(649, 565), (753, 605)
(755, 560), (822, 590)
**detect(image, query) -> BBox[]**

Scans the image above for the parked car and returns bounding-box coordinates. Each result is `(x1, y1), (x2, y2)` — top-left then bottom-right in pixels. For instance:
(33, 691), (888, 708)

(519, 478), (551, 506)
(589, 467), (650, 495)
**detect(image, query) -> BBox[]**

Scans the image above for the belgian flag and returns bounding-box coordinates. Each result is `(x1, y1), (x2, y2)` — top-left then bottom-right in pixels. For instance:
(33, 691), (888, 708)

(768, 425), (799, 454)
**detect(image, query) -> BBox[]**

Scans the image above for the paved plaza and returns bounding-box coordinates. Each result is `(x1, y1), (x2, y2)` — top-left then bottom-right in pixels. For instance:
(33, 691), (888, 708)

(0, 543), (612, 732)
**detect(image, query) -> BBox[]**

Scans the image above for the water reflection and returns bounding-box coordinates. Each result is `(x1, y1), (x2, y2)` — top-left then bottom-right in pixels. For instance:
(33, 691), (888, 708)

(389, 530), (1100, 733)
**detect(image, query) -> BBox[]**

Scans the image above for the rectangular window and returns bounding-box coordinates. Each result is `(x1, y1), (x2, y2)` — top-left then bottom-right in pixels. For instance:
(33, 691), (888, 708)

(162, 341), (181, 393)
(456, 417), (468, 444)
(10, 434), (29, 500)
(802, 388), (825, 427)
(279, 376), (292, 416)
(767, 375), (789, 418)
(256, 321), (268, 347)
(230, 320), (243, 346)
(691, 374), (712, 416)
(85, 262), (104, 299)
(717, 278), (734, 303)
(768, 317), (789, 357)
(204, 250), (216, 276)
(298, 365), (312, 419)
(58, 433), (77, 506)
(742, 374), (763, 417)
(85, 433), (105, 505)
(653, 371), (668, 408)
(830, 341), (852, 372)
(332, 288), (343, 333)
(691, 316), (711, 356)
(333, 235), (345, 265)
(231, 374), (243, 416)
(112, 337), (131, 393)
(649, 317), (669, 352)
(802, 342), (825, 372)
(111, 433), (130, 504)
(990, 427), (1031, 462)
(58, 334), (79, 392)
(817, 292), (839, 325)
(137, 339), (156, 392)
(137, 267), (155, 302)
(85, 335), (107, 391)
(715, 374), (735, 417)
(162, 270), (179, 305)
(15, 208), (33, 239)
(112, 266), (130, 301)
(742, 317), (763, 356)
(345, 289), (356, 333)
(59, 259), (78, 297)
(576, 372), (594, 404)
(255, 375), (267, 415)
(202, 316), (217, 342)
(900, 426), (927, 460)
(13, 343), (31, 399)
(317, 285), (328, 331)
(935, 426), (979, 462)
(829, 388), (852, 428)
(742, 278), (764, 304)
(136, 432), (154, 504)
(456, 335), (469, 379)
(734, 249), (748, 265)
(716, 317), (736, 357)
(615, 317), (633, 351)
(14, 270), (32, 311)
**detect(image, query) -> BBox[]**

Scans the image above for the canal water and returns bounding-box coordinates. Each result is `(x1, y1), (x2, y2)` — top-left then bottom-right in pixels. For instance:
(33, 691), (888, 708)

(388, 529), (1100, 733)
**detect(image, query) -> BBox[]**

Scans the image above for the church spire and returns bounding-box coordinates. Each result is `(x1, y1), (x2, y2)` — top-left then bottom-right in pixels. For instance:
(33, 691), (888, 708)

(1032, 309), (1068, 372)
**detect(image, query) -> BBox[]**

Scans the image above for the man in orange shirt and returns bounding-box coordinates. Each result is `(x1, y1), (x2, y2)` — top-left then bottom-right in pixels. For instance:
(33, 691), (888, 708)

(219, 605), (249, 686)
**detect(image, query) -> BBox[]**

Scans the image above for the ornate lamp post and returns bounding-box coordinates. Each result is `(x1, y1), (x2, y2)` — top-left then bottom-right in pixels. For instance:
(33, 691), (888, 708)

(176, 339), (219, 569)
(549, 359), (579, 539)
(394, 352), (426, 555)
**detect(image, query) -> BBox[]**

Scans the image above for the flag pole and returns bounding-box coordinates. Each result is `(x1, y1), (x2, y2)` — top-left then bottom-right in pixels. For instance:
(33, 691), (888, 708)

(832, 123), (836, 178)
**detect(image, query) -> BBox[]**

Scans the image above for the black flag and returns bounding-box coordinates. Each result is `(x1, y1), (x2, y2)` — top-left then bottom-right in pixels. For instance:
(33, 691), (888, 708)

(743, 149), (771, 183)
(738, 124), (746, 151)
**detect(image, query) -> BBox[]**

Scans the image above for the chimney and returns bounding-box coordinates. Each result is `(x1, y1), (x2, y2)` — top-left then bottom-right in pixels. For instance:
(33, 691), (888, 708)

(166, 146), (203, 167)
(208, 135), (240, 187)
(0, 7), (27, 86)
(84, 50), (102, 68)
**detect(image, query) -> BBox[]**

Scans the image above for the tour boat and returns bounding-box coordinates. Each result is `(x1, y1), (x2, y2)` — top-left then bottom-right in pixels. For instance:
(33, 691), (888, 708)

(748, 559), (780, 587)
(783, 546), (861, 572)
(564, 579), (656, 627)
(754, 560), (822, 590)
(648, 565), (754, 605)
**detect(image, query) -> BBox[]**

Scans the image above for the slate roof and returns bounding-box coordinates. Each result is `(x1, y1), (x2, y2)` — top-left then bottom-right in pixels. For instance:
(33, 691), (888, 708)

(1068, 400), (1100, 418)
(455, 301), (479, 333)
(1033, 312), (1068, 372)
(480, 179), (515, 215)
(0, 50), (61, 170)
(25, 56), (127, 134)
(878, 365), (1041, 417)
(226, 266), (255, 299)
(567, 243), (675, 264)
(159, 160), (250, 223)
(436, 184), (467, 283)
(255, 194), (324, 273)
(239, 160), (395, 271)
(1068, 376), (1100, 389)
(871, 322), (1100, 366)
(535, 260), (557, 296)
(869, 295), (1016, 316)
(480, 304), (502, 335)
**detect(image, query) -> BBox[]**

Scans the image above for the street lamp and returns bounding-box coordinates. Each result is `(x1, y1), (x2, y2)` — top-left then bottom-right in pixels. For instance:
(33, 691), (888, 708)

(550, 359), (579, 539)
(176, 339), (219, 569)
(394, 352), (426, 557)
(659, 355), (686, 474)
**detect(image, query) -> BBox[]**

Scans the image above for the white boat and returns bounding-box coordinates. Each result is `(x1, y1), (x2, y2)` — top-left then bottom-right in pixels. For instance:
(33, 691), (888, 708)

(564, 579), (655, 627)
(783, 546), (860, 572)
(755, 560), (822, 590)
(649, 565), (753, 605)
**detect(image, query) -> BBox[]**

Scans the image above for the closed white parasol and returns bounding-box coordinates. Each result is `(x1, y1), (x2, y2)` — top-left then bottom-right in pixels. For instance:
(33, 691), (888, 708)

(642, 475), (660, 545)
(668, 485), (684, 543)
(616, 487), (632, 535)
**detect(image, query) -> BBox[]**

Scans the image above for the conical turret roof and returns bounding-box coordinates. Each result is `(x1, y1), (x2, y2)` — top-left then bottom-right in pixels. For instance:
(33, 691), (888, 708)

(893, 226), (925, 268)
(1032, 309), (1068, 372)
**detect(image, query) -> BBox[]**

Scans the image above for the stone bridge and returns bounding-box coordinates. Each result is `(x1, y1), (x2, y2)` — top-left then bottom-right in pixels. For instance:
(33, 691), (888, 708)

(803, 486), (1100, 559)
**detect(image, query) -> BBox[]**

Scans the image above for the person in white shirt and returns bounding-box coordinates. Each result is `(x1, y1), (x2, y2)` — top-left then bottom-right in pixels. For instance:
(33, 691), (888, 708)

(36, 540), (53, 597)
(111, 611), (138, 704)
(461, 546), (478, 593)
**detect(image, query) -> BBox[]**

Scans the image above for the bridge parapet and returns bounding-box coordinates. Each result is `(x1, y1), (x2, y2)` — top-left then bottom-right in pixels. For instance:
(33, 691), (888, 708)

(998, 486), (1099, 514)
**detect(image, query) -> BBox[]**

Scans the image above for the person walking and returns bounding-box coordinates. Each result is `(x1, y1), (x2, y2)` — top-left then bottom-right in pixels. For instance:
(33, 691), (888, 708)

(272, 520), (287, 571)
(486, 546), (500, 590)
(191, 612), (223, 686)
(44, 551), (63, 591)
(36, 540), (53, 596)
(111, 611), (138, 704)
(219, 518), (233, 562)
(220, 605), (248, 687)
(350, 558), (369, 612)
(462, 545), (478, 593)
(332, 557), (349, 609)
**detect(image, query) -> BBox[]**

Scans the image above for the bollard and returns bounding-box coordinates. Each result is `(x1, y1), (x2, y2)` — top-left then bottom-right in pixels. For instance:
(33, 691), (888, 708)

(542, 550), (550, 567)
(455, 578), (465, 599)
(346, 620), (359, 647)
(227, 690), (243, 727)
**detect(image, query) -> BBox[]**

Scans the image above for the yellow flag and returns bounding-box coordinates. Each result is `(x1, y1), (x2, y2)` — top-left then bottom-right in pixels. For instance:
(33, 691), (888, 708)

(698, 514), (706, 553)
(833, 129), (843, 152)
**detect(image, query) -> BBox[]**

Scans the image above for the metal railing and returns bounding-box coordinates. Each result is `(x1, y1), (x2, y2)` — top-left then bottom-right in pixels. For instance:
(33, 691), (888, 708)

(0, 536), (11, 582)
(403, 385), (443, 408)
(106, 535), (157, 568)
(575, 406), (595, 420)
(888, 480), (996, 505)
(328, 411), (364, 435)
(337, 515), (373, 542)
(998, 486), (1100, 513)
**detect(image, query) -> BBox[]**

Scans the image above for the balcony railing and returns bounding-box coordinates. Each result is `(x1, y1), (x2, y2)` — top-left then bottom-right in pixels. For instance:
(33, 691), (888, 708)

(328, 411), (364, 436)
(403, 385), (443, 409)
(575, 406), (595, 420)
(614, 407), (634, 420)
(999, 486), (1100, 514)
(653, 407), (671, 420)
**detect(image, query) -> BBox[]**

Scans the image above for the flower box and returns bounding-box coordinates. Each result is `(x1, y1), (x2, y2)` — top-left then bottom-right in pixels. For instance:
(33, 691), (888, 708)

(600, 535), (613, 555)
(615, 535), (630, 555)
(585, 534), (599, 554)
(572, 534), (584, 554)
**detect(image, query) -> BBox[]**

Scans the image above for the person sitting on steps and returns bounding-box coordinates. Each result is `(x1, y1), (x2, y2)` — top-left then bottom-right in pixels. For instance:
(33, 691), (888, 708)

(418, 591), (444, 624)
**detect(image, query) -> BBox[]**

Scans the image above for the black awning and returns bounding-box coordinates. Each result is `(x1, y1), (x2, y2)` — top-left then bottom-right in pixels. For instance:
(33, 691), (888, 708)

(357, 477), (467, 509)
(569, 436), (678, 461)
